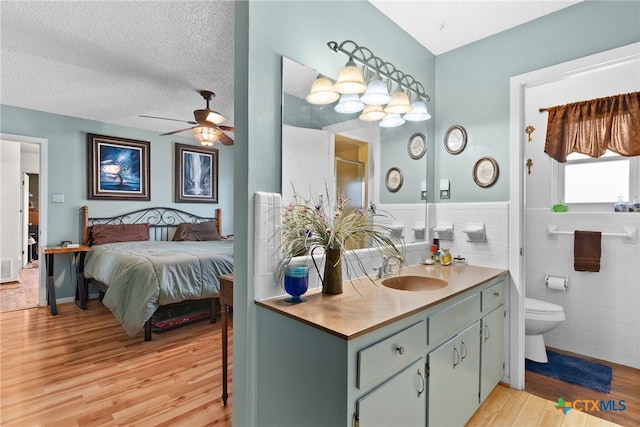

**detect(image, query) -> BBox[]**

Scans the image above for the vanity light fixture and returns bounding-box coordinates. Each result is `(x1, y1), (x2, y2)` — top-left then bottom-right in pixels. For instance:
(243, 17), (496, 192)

(193, 126), (221, 147)
(359, 104), (386, 121)
(335, 93), (365, 114)
(323, 40), (431, 127)
(403, 100), (431, 122)
(333, 59), (367, 94)
(379, 113), (405, 128)
(384, 90), (413, 114)
(360, 78), (392, 105)
(306, 76), (340, 105)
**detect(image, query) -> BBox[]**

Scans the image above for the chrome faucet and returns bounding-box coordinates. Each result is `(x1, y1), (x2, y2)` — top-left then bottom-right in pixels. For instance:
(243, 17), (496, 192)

(376, 255), (400, 279)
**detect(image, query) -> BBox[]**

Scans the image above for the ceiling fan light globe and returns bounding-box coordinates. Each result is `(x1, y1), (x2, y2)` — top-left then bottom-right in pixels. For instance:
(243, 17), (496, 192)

(193, 126), (221, 146)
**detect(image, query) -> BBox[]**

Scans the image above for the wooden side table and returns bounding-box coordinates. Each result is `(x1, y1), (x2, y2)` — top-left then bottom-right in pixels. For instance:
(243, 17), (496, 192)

(42, 246), (90, 315)
(218, 273), (234, 406)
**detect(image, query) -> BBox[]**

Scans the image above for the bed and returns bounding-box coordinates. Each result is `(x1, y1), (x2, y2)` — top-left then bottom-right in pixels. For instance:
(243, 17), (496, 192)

(80, 206), (233, 341)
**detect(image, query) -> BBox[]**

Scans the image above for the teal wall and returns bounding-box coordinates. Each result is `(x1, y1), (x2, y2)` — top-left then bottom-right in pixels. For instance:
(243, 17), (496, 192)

(434, 0), (640, 202)
(234, 1), (434, 424)
(235, 1), (640, 424)
(0, 105), (235, 298)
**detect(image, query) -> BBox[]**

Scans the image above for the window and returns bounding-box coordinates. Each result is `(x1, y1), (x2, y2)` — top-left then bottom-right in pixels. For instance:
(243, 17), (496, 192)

(559, 150), (639, 208)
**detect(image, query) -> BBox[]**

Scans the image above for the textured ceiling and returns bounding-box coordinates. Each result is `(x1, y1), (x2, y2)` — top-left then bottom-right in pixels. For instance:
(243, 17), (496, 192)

(1, 1), (235, 136)
(1, 1), (580, 139)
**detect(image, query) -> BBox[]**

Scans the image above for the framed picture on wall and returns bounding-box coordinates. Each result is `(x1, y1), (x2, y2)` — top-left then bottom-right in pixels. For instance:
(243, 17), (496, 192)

(88, 134), (150, 200)
(174, 143), (218, 203)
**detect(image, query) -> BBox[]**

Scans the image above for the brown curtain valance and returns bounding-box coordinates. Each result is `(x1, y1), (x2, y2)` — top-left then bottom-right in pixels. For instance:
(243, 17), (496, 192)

(542, 91), (640, 163)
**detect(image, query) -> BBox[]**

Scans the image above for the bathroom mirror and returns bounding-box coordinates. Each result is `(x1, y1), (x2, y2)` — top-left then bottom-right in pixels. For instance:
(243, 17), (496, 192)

(281, 56), (430, 245)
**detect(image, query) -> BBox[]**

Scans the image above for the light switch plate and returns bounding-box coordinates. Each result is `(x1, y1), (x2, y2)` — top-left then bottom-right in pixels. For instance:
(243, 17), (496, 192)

(51, 193), (65, 203)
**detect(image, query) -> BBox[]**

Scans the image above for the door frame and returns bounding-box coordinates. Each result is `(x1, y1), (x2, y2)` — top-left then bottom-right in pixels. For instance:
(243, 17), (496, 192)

(509, 42), (640, 390)
(1, 133), (48, 306)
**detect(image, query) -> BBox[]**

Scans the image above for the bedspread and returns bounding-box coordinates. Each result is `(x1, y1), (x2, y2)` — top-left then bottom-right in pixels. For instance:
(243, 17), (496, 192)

(83, 240), (233, 336)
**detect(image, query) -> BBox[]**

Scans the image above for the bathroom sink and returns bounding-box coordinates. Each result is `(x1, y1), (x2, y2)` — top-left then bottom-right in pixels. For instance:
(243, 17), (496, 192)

(381, 275), (448, 292)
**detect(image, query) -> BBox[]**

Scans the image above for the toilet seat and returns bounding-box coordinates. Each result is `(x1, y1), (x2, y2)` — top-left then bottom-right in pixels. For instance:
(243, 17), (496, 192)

(525, 297), (564, 315)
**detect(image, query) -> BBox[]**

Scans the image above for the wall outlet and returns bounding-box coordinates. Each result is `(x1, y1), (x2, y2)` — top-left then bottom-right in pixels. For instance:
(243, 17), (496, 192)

(51, 193), (65, 203)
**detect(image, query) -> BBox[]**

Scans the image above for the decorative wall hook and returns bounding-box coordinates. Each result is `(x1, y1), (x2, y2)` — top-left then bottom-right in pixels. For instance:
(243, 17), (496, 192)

(525, 125), (535, 142)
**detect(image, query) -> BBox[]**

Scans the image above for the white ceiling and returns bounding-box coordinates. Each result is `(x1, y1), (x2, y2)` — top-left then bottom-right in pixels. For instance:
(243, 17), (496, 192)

(1, 1), (580, 139)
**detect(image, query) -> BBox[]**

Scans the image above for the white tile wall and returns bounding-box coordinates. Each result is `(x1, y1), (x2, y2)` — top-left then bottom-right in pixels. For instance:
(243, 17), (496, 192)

(433, 202), (510, 269)
(526, 208), (640, 368)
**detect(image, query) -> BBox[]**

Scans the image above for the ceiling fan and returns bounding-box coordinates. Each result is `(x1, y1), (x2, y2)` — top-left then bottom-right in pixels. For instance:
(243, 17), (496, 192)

(140, 90), (234, 146)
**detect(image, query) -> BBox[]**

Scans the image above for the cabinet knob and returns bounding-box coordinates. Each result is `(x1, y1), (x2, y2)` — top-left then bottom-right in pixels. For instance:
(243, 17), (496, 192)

(395, 345), (405, 355)
(493, 291), (500, 297)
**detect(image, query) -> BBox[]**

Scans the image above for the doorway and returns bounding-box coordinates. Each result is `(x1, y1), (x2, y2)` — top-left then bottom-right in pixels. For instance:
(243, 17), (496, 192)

(0, 134), (47, 313)
(335, 135), (369, 250)
(509, 42), (640, 390)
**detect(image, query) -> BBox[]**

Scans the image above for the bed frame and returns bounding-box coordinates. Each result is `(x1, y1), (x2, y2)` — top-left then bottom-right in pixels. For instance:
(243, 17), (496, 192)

(80, 205), (223, 341)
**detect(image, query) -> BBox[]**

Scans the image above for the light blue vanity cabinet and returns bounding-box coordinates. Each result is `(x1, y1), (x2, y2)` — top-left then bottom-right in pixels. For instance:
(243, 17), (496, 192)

(255, 271), (507, 427)
(356, 356), (426, 427)
(480, 281), (505, 402)
(427, 321), (481, 427)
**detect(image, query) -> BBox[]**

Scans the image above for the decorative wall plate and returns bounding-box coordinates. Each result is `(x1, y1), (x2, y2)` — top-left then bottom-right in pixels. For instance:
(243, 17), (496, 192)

(473, 157), (499, 188)
(385, 167), (403, 192)
(444, 125), (467, 155)
(407, 132), (426, 159)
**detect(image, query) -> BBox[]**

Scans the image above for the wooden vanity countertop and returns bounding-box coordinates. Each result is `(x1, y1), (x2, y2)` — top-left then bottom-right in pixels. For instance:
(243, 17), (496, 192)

(255, 264), (508, 340)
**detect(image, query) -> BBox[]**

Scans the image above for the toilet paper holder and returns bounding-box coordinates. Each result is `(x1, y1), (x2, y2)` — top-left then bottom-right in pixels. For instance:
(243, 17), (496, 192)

(545, 274), (568, 290)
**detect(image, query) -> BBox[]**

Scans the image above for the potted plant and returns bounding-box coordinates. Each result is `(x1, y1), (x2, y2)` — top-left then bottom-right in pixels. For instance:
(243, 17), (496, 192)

(279, 191), (405, 295)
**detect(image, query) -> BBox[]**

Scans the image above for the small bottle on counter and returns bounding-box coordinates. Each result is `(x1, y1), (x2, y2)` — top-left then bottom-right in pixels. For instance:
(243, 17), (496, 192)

(440, 248), (452, 266)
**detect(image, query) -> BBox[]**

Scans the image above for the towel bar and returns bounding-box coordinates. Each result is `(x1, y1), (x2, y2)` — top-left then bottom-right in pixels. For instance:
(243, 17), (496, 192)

(547, 225), (637, 243)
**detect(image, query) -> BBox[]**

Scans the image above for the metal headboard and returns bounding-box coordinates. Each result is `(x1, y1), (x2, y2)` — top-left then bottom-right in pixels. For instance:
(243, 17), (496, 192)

(80, 206), (222, 245)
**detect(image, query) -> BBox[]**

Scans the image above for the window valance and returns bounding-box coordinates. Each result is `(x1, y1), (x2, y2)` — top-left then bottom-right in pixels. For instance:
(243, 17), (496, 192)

(541, 91), (640, 163)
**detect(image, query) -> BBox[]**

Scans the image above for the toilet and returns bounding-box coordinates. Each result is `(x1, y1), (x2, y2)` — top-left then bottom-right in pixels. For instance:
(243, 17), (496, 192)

(525, 297), (566, 363)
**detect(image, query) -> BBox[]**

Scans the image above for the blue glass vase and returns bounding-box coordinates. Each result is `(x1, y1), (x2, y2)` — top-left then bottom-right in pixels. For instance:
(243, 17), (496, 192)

(284, 265), (309, 303)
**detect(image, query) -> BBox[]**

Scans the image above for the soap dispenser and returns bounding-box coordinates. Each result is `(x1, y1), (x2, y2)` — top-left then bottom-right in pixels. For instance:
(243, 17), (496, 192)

(440, 249), (452, 266)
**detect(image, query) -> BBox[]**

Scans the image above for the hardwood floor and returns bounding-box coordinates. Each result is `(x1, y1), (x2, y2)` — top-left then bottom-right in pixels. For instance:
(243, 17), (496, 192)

(525, 347), (640, 427)
(0, 301), (232, 426)
(467, 384), (623, 427)
(0, 301), (627, 427)
(0, 262), (39, 313)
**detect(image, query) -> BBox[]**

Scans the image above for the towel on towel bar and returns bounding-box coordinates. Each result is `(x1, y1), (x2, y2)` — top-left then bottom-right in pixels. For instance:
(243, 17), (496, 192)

(574, 231), (601, 272)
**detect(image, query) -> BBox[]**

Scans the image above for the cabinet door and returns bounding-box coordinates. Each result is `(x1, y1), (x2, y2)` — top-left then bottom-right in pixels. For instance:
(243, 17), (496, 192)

(356, 357), (426, 427)
(428, 321), (480, 427)
(480, 305), (504, 402)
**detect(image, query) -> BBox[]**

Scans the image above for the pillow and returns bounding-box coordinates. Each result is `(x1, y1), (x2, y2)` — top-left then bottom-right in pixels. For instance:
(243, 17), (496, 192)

(89, 223), (150, 246)
(172, 221), (220, 241)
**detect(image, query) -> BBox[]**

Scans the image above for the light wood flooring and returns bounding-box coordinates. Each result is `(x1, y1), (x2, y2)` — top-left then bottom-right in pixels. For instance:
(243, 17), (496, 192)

(0, 301), (625, 427)
(0, 262), (39, 313)
(525, 348), (640, 427)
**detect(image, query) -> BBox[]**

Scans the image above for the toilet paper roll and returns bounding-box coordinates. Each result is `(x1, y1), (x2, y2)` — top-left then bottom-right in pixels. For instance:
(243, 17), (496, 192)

(546, 275), (568, 291)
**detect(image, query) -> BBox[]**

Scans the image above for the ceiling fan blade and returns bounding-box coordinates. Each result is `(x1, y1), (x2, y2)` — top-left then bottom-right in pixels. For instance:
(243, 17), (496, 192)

(140, 115), (197, 125)
(160, 127), (194, 136)
(218, 125), (234, 132)
(218, 131), (234, 146)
